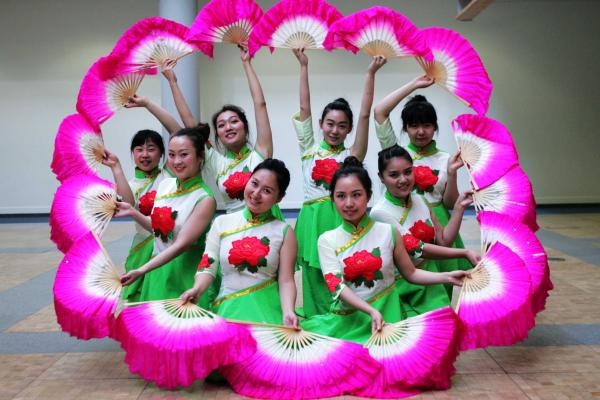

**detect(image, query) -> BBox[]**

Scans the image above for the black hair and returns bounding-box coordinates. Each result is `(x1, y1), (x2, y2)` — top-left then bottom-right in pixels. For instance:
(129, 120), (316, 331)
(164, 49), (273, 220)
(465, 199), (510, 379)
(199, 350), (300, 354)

(130, 129), (165, 156)
(211, 104), (250, 148)
(252, 158), (291, 199)
(330, 156), (372, 199)
(170, 123), (210, 164)
(377, 145), (413, 174)
(320, 98), (353, 129)
(401, 95), (438, 131)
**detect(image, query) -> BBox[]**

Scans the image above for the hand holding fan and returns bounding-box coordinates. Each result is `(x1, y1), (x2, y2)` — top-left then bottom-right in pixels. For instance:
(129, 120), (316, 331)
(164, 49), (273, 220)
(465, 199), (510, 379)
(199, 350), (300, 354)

(455, 242), (534, 350)
(51, 114), (105, 182)
(53, 232), (121, 339)
(50, 175), (117, 253)
(220, 323), (380, 399)
(416, 27), (493, 115)
(187, 0), (264, 57)
(76, 55), (145, 125)
(248, 0), (343, 57)
(323, 6), (433, 61)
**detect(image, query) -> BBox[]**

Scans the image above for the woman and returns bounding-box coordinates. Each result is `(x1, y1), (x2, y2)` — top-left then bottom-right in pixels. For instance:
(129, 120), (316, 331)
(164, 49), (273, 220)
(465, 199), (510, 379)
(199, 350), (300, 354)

(292, 48), (386, 317)
(181, 158), (297, 328)
(371, 145), (479, 314)
(374, 78), (471, 291)
(102, 130), (169, 278)
(301, 156), (468, 343)
(117, 125), (216, 305)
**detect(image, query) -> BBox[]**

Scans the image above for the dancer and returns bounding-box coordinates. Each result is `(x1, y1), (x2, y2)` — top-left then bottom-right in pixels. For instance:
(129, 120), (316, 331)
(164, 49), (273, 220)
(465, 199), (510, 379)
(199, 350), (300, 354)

(371, 145), (479, 314)
(181, 158), (297, 327)
(292, 48), (386, 317)
(374, 78), (471, 292)
(117, 125), (216, 304)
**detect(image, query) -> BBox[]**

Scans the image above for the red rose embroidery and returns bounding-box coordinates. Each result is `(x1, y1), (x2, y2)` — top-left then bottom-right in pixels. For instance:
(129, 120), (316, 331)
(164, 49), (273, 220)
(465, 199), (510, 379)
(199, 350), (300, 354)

(402, 234), (423, 256)
(138, 190), (157, 216)
(151, 206), (178, 242)
(413, 166), (439, 193)
(223, 167), (251, 200)
(342, 248), (383, 288)
(311, 158), (341, 189)
(409, 220), (435, 243)
(228, 236), (270, 273)
(197, 253), (214, 271)
(324, 273), (342, 293)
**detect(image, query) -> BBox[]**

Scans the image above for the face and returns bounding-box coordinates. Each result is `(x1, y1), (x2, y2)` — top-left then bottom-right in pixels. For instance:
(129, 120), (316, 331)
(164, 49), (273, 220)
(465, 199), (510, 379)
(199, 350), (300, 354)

(167, 136), (202, 181)
(320, 110), (351, 147)
(132, 140), (162, 172)
(215, 110), (247, 151)
(405, 122), (436, 148)
(379, 157), (414, 199)
(244, 169), (281, 215)
(332, 175), (370, 226)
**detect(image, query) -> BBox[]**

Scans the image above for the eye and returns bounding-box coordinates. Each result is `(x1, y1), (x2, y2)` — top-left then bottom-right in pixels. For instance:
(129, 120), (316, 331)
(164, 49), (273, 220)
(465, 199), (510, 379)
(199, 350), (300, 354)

(335, 193), (345, 200)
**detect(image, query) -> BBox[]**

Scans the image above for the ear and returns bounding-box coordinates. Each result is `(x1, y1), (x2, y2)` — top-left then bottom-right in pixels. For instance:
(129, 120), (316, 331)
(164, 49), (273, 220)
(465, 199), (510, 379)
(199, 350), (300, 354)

(377, 172), (384, 184)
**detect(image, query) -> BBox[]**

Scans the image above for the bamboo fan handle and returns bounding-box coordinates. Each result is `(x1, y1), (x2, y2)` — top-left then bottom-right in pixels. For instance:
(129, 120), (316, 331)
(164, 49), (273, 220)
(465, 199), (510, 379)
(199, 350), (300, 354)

(90, 231), (119, 272)
(454, 261), (484, 314)
(122, 297), (182, 307)
(225, 318), (301, 331)
(452, 133), (479, 192)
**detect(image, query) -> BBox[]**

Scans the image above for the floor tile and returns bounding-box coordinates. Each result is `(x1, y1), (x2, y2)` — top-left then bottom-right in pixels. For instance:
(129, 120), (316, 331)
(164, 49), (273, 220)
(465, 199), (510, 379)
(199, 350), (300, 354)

(510, 372), (600, 399)
(0, 252), (60, 292)
(487, 346), (600, 373)
(37, 352), (134, 380)
(12, 378), (146, 400)
(454, 349), (504, 374)
(0, 353), (63, 400)
(6, 305), (60, 333)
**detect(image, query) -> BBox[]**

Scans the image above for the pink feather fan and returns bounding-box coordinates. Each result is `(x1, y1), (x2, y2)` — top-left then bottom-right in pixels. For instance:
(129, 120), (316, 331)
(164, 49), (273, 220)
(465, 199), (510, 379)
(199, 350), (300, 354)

(113, 299), (256, 389)
(76, 55), (145, 125)
(416, 27), (493, 115)
(452, 114), (519, 190)
(187, 0), (264, 58)
(353, 307), (459, 398)
(110, 17), (198, 74)
(220, 324), (381, 399)
(323, 6), (433, 61)
(53, 232), (121, 340)
(51, 113), (105, 182)
(50, 175), (117, 253)
(455, 242), (534, 350)
(479, 211), (552, 315)
(248, 0), (343, 57)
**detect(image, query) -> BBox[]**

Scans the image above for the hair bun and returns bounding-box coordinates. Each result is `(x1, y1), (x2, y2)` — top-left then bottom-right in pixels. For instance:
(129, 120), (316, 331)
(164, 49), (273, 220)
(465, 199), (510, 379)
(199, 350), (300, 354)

(333, 97), (350, 106)
(194, 122), (211, 144)
(342, 155), (363, 169)
(406, 94), (428, 105)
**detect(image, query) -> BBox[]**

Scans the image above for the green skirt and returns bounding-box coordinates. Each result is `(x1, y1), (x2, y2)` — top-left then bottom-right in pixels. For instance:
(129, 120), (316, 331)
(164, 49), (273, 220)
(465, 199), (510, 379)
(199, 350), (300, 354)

(121, 234), (154, 301)
(295, 198), (342, 318)
(211, 278), (282, 325)
(301, 284), (408, 344)
(395, 260), (450, 317)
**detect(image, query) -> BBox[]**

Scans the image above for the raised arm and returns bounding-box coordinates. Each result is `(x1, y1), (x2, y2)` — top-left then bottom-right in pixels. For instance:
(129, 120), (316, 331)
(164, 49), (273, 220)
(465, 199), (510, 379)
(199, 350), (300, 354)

(443, 151), (464, 209)
(350, 56), (387, 161)
(293, 48), (311, 121)
(161, 59), (199, 129)
(125, 95), (182, 136)
(278, 227), (299, 328)
(373, 75), (434, 124)
(240, 46), (273, 158)
(435, 192), (472, 247)
(102, 149), (135, 205)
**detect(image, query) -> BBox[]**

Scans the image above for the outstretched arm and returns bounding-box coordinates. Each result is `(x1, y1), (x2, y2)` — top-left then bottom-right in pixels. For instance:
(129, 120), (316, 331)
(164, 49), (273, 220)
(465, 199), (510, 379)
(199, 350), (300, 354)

(373, 75), (434, 124)
(350, 56), (387, 161)
(161, 59), (199, 129)
(125, 95), (182, 136)
(102, 149), (135, 206)
(240, 46), (273, 158)
(293, 48), (311, 121)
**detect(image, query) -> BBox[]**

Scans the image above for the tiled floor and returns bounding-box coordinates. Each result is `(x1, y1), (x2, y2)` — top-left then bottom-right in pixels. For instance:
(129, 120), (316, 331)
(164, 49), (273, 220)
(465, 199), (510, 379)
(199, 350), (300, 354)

(1, 212), (599, 399)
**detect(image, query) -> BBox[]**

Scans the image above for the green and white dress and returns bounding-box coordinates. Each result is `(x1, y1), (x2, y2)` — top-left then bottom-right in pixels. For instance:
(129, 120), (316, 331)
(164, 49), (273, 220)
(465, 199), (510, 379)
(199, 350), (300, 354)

(195, 207), (291, 324)
(204, 144), (283, 219)
(301, 215), (409, 344)
(292, 112), (349, 317)
(123, 176), (213, 304)
(376, 118), (471, 279)
(370, 191), (451, 315)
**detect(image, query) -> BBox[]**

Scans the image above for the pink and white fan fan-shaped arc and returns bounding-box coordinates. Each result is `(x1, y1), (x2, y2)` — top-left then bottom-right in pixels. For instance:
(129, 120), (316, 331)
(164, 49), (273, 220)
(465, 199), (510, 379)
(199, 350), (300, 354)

(76, 55), (145, 125)
(353, 307), (459, 398)
(452, 113), (519, 190)
(110, 17), (198, 74)
(114, 299), (256, 389)
(50, 175), (117, 254)
(51, 113), (105, 182)
(479, 211), (553, 315)
(416, 27), (493, 115)
(248, 0), (343, 57)
(220, 324), (381, 399)
(456, 242), (534, 351)
(53, 232), (121, 340)
(187, 0), (264, 58)
(323, 6), (433, 61)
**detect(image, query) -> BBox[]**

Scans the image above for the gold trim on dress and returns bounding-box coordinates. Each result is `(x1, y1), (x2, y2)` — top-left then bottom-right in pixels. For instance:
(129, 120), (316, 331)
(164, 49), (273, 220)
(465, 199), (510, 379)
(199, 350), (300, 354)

(216, 151), (252, 179)
(332, 283), (397, 315)
(220, 219), (272, 239)
(335, 219), (375, 255)
(212, 278), (276, 307)
(303, 195), (330, 206)
(156, 183), (204, 200)
(130, 234), (153, 253)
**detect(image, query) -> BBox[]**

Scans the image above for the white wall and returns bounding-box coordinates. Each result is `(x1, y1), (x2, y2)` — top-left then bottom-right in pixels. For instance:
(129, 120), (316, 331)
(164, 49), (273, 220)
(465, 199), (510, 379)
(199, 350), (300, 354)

(1, 0), (599, 213)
